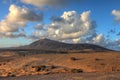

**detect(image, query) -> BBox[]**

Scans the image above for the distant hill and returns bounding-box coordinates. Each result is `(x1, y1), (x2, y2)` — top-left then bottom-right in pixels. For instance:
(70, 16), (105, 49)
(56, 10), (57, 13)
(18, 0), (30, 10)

(22, 38), (110, 52)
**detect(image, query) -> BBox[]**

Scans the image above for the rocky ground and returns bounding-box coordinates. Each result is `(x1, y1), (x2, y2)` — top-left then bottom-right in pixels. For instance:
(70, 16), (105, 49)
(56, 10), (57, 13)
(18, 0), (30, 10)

(0, 72), (120, 80)
(0, 51), (120, 80)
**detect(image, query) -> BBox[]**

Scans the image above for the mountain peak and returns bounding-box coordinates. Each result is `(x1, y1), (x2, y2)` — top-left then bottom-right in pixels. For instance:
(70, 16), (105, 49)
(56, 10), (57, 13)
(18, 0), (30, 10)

(40, 38), (51, 41)
(24, 39), (110, 51)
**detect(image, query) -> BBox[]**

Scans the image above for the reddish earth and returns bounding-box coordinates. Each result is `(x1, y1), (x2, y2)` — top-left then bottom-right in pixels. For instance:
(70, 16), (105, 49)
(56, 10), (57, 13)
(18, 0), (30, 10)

(0, 51), (120, 80)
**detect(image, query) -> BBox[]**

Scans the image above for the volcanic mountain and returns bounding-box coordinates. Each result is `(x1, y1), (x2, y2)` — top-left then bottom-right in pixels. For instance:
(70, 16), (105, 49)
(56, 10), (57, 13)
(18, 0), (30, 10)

(22, 38), (110, 52)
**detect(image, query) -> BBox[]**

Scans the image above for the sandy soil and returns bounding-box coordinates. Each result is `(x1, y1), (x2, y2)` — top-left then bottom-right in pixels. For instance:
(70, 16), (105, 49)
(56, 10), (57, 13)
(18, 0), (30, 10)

(0, 72), (120, 80)
(0, 51), (120, 79)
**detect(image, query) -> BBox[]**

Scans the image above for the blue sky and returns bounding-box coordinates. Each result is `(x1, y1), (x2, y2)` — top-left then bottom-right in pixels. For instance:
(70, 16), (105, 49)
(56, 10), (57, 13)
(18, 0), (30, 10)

(0, 0), (120, 50)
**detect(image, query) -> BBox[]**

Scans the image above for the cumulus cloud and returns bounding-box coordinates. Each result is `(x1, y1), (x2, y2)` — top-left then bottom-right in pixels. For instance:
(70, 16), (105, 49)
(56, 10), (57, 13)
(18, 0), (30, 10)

(32, 10), (98, 44)
(91, 34), (120, 51)
(47, 11), (96, 40)
(34, 23), (46, 30)
(93, 34), (106, 46)
(28, 23), (48, 40)
(0, 4), (43, 38)
(28, 31), (47, 41)
(0, 29), (26, 38)
(112, 10), (120, 24)
(0, 31), (26, 38)
(106, 39), (120, 51)
(21, 0), (80, 7)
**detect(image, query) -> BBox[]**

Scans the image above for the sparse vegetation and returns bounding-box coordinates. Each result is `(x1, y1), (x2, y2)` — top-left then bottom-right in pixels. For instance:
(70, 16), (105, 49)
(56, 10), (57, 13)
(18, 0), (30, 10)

(71, 69), (83, 73)
(70, 57), (78, 61)
(95, 58), (103, 61)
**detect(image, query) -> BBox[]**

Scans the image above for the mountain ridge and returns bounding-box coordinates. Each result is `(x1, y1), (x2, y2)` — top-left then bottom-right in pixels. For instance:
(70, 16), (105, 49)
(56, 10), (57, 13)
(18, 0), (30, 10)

(23, 38), (111, 51)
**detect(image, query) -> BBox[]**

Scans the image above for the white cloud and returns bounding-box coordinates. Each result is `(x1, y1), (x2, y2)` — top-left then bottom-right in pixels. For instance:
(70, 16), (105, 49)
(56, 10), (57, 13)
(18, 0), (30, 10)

(0, 28), (26, 38)
(34, 23), (45, 30)
(93, 34), (106, 46)
(72, 38), (80, 43)
(0, 30), (26, 38)
(21, 0), (79, 7)
(47, 10), (96, 40)
(112, 10), (120, 24)
(28, 23), (48, 40)
(0, 4), (43, 38)
(32, 10), (97, 44)
(106, 39), (120, 51)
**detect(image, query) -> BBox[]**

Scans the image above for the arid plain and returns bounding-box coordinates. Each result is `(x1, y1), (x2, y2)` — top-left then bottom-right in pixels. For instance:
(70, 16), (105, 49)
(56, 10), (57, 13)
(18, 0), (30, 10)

(0, 51), (120, 80)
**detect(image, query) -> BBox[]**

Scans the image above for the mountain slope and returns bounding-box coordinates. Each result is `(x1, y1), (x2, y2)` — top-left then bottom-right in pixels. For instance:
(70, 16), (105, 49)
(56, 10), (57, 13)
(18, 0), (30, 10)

(23, 39), (110, 51)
